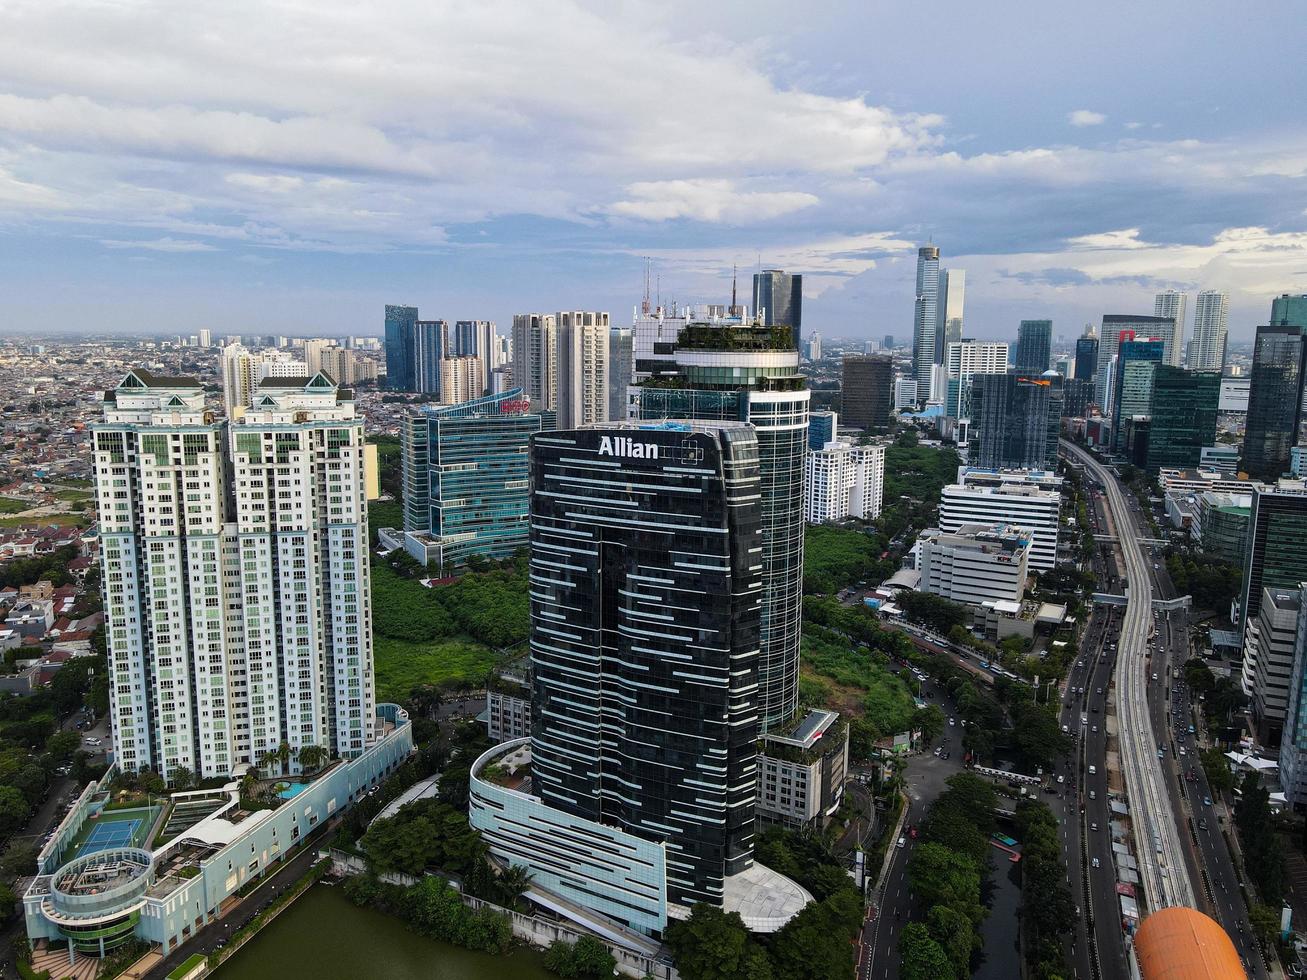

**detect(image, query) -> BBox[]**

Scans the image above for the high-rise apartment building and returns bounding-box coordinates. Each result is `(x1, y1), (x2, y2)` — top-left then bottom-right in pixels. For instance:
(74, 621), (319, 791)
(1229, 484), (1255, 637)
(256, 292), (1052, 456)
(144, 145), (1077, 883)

(454, 320), (498, 394)
(1153, 290), (1188, 367)
(1014, 320), (1052, 374)
(634, 320), (809, 730)
(893, 377), (918, 410)
(1074, 332), (1099, 383)
(937, 269), (965, 360)
(303, 339), (334, 377)
(400, 389), (541, 568)
(196, 329), (212, 348)
(384, 304), (419, 390)
(511, 313), (557, 411)
(1242, 323), (1307, 481)
(804, 442), (885, 523)
(220, 345), (306, 416)
(753, 269), (803, 350)
(94, 369), (374, 782)
(1279, 586), (1307, 805)
(944, 340), (1008, 420)
(608, 327), (632, 421)
(970, 372), (1053, 470)
(439, 356), (483, 405)
(413, 320), (449, 396)
(807, 331), (823, 361)
(1143, 367), (1220, 474)
(1188, 291), (1229, 372)
(556, 311), (610, 429)
(841, 355), (893, 427)
(1112, 339), (1165, 451)
(912, 246), (941, 391)
(318, 346), (371, 387)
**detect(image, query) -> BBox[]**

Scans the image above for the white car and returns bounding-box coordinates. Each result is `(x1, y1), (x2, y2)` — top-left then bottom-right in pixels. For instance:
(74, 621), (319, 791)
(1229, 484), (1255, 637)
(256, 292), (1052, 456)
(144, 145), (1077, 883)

(1088, 765), (1097, 775)
(948, 717), (956, 727)
(1091, 857), (1100, 868)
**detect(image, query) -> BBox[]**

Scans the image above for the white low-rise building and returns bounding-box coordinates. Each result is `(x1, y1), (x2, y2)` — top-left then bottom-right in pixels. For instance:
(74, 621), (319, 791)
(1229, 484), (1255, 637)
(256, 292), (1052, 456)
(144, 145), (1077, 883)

(939, 468), (1062, 571)
(917, 523), (1031, 605)
(804, 442), (885, 523)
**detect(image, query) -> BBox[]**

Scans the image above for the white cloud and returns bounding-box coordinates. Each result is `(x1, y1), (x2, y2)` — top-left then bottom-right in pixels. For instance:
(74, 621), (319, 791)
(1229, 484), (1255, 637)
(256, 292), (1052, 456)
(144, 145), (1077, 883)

(100, 237), (219, 252)
(1068, 109), (1107, 127)
(605, 180), (818, 223)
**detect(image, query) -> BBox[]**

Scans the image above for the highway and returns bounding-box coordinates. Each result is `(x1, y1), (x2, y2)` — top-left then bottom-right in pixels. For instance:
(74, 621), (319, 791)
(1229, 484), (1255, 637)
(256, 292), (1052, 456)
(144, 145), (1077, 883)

(1062, 440), (1197, 914)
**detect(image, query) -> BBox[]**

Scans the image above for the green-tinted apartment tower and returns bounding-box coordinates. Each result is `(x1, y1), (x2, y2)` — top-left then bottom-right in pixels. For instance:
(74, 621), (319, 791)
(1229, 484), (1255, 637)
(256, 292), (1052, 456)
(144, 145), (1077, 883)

(1240, 487), (1307, 627)
(1111, 338), (1164, 452)
(1144, 367), (1220, 473)
(1271, 294), (1307, 328)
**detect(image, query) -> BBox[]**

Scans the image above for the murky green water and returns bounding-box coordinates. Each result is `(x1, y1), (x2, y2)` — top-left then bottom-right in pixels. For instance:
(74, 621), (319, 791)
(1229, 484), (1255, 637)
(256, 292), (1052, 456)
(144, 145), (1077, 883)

(217, 884), (555, 980)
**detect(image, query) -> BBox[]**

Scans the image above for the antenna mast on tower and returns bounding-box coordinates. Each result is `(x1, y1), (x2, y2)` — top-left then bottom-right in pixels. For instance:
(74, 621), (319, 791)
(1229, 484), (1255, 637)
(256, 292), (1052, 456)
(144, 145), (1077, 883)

(641, 258), (652, 316)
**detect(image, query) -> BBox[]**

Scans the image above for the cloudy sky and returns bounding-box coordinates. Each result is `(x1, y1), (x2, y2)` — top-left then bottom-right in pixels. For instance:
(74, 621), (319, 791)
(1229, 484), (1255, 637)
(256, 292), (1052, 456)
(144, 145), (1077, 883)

(0, 0), (1304, 342)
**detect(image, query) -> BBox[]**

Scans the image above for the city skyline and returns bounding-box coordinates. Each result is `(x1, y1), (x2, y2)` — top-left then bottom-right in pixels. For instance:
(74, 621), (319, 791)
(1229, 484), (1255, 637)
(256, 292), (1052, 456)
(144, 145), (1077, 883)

(0, 2), (1303, 339)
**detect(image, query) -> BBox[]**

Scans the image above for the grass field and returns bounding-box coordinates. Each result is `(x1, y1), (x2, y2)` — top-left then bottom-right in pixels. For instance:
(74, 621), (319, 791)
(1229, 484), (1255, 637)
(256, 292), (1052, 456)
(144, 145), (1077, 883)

(53, 488), (93, 502)
(0, 513), (89, 529)
(373, 635), (501, 702)
(0, 497), (29, 514)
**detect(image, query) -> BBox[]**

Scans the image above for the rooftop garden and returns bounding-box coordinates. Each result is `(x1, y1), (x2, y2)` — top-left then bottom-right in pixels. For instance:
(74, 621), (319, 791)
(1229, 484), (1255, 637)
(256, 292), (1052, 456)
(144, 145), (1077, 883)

(676, 322), (795, 352)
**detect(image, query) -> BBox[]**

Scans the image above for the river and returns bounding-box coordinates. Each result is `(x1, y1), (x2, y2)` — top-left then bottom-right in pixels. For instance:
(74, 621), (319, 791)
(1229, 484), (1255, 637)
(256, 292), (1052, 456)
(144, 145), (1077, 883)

(972, 847), (1022, 980)
(217, 884), (555, 980)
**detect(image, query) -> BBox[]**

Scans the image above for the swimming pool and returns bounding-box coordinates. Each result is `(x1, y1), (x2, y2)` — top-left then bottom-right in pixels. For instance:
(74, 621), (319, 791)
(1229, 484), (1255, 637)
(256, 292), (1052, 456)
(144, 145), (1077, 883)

(276, 782), (310, 800)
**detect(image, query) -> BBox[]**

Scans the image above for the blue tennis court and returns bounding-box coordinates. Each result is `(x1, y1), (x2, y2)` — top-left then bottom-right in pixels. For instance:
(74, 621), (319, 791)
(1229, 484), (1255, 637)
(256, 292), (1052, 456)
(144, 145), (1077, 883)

(80, 818), (141, 855)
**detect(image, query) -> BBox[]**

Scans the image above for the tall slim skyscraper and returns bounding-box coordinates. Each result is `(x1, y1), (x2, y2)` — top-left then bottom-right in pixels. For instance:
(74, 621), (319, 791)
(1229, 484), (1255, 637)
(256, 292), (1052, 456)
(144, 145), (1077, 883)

(413, 320), (449, 396)
(1189, 291), (1229, 372)
(608, 327), (633, 421)
(1242, 322), (1307, 481)
(556, 311), (610, 429)
(511, 313), (558, 411)
(841, 355), (893, 427)
(753, 269), (803, 350)
(634, 321), (809, 729)
(196, 328), (212, 348)
(384, 304), (419, 391)
(94, 369), (375, 782)
(912, 245), (941, 391)
(1074, 333), (1099, 383)
(1014, 320), (1052, 374)
(937, 269), (965, 360)
(220, 345), (305, 415)
(528, 422), (764, 909)
(1153, 290), (1188, 367)
(439, 356), (483, 405)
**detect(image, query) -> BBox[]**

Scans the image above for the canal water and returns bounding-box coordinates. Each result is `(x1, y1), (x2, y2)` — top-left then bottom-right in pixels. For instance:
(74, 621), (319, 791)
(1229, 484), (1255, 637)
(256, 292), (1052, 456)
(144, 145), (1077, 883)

(972, 849), (1022, 980)
(217, 884), (555, 980)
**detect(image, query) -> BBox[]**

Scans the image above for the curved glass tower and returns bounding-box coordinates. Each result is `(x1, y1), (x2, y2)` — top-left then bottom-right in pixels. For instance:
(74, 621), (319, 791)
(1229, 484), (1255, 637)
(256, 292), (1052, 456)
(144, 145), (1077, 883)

(634, 323), (809, 730)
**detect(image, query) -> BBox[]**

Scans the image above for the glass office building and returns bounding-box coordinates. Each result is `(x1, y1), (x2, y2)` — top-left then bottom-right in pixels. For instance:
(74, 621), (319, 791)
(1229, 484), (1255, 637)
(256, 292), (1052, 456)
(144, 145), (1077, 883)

(633, 323), (809, 730)
(969, 371), (1052, 470)
(1243, 323), (1307, 481)
(1240, 487), (1307, 627)
(1015, 319), (1052, 374)
(1144, 367), (1220, 473)
(400, 388), (541, 568)
(1111, 338), (1165, 451)
(384, 304), (418, 391)
(529, 422), (764, 909)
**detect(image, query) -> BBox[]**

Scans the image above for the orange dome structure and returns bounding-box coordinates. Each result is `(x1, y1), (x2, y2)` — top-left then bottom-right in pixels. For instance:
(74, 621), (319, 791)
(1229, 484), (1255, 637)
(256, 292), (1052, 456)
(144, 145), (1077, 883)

(1135, 907), (1246, 980)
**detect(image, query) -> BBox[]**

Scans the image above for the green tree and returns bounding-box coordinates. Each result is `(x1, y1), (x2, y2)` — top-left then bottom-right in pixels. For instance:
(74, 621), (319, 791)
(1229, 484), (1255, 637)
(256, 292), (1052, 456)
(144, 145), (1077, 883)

(0, 787), (29, 838)
(1183, 658), (1216, 697)
(495, 862), (533, 909)
(542, 935), (618, 979)
(665, 904), (759, 980)
(296, 744), (329, 773)
(914, 704), (946, 746)
(0, 881), (16, 922)
(900, 922), (954, 980)
(361, 814), (441, 876)
(926, 904), (974, 978)
(1248, 904), (1281, 951)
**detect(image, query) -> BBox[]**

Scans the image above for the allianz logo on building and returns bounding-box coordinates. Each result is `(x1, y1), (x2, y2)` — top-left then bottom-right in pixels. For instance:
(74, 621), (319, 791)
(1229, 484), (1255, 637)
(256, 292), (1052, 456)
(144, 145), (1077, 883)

(598, 436), (660, 459)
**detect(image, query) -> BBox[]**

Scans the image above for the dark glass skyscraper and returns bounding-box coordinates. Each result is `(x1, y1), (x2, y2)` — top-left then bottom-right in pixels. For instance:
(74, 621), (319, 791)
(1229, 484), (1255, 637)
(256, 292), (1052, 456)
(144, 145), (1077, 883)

(1242, 323), (1307, 481)
(1015, 320), (1052, 374)
(1144, 367), (1220, 474)
(529, 422), (763, 908)
(752, 269), (803, 350)
(414, 319), (449, 396)
(841, 354), (893, 429)
(384, 304), (418, 391)
(1074, 335), (1099, 382)
(634, 322), (808, 730)
(1241, 487), (1307, 627)
(1271, 294), (1307, 327)
(970, 371), (1052, 469)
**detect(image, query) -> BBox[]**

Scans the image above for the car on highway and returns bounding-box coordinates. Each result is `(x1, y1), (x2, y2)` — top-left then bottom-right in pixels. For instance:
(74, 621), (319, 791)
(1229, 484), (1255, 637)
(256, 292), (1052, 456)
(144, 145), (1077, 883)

(1057, 774), (1065, 784)
(1203, 796), (1212, 806)
(1090, 822), (1099, 831)
(1088, 765), (1097, 775)
(1091, 857), (1100, 868)
(948, 717), (955, 726)
(1091, 724), (1098, 732)
(896, 836), (906, 848)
